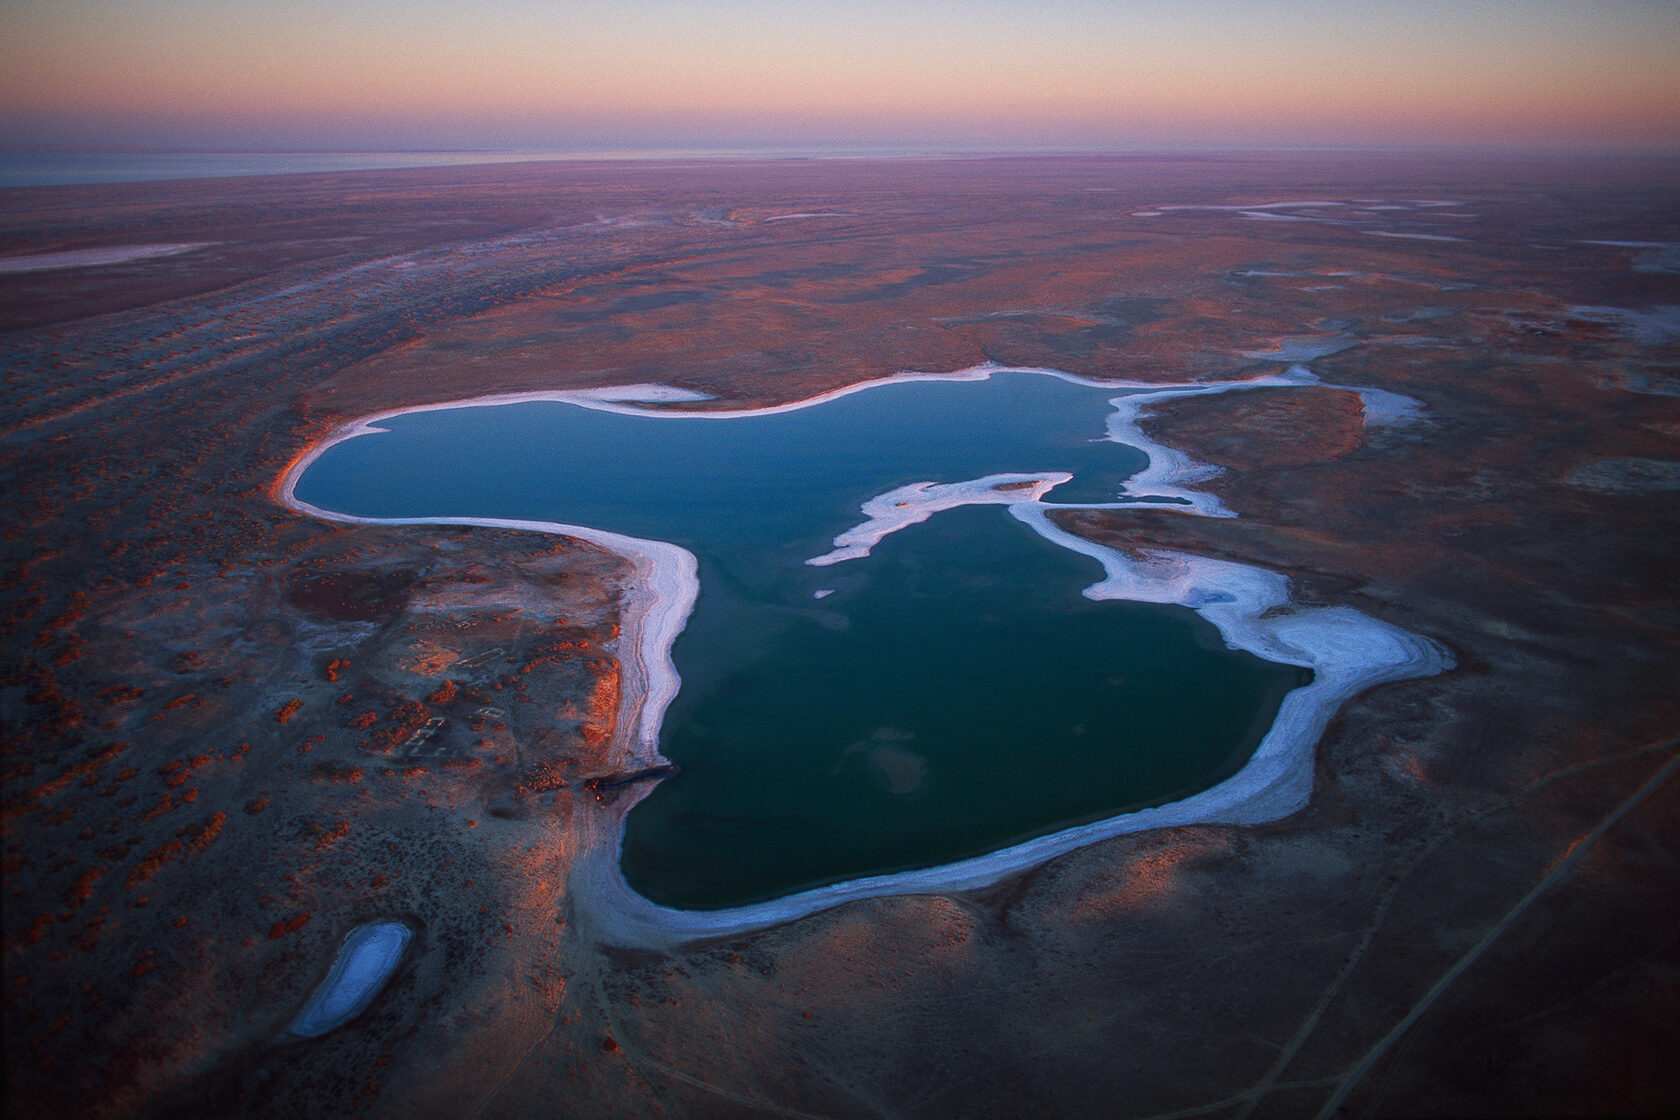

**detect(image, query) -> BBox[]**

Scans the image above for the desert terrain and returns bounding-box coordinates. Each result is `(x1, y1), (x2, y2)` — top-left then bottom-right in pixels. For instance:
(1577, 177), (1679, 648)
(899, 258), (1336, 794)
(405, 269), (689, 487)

(3, 154), (1678, 1117)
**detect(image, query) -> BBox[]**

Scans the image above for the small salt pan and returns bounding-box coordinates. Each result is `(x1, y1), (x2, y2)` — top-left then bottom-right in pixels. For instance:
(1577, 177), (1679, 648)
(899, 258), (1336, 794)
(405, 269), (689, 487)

(287, 921), (413, 1038)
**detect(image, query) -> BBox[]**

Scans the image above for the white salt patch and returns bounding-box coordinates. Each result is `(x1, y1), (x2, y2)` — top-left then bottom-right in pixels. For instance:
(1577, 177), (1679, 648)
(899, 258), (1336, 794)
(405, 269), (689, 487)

(1365, 231), (1465, 243)
(0, 242), (209, 274)
(1353, 387), (1425, 426)
(1153, 201), (1348, 212)
(286, 921), (412, 1038)
(586, 384), (714, 403)
(762, 213), (855, 222)
(808, 473), (1071, 566)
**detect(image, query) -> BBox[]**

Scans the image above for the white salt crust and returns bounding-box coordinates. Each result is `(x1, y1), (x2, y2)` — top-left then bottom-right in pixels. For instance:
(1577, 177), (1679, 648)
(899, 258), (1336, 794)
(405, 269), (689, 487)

(279, 365), (1451, 949)
(286, 921), (413, 1038)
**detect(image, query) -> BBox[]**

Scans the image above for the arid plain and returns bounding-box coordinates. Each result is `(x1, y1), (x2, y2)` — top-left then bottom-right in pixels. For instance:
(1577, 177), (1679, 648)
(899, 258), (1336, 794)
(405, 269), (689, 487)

(4, 155), (1678, 1118)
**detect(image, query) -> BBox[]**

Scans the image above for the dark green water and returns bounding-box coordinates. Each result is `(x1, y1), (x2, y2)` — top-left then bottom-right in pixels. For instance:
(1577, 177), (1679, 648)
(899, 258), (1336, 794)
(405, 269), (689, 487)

(294, 372), (1311, 908)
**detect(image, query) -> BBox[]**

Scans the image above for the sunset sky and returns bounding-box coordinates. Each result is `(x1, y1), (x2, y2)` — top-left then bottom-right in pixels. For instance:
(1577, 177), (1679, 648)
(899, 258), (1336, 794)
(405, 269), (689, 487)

(2, 0), (1677, 153)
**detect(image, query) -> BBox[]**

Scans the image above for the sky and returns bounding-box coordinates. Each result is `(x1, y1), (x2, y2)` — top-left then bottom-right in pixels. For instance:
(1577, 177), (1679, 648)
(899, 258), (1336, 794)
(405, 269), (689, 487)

(1, 0), (1677, 153)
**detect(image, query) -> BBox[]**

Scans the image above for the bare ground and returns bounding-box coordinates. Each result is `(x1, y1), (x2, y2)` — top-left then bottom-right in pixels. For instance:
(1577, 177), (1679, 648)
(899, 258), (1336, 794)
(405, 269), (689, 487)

(4, 153), (1679, 1118)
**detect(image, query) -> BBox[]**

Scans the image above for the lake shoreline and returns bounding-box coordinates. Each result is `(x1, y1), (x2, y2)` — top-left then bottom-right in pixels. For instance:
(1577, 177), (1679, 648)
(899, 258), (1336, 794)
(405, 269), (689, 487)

(277, 364), (1453, 948)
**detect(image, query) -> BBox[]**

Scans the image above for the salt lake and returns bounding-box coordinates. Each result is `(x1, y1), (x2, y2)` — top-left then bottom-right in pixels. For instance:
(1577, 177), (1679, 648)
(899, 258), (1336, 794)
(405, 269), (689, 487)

(290, 371), (1317, 908)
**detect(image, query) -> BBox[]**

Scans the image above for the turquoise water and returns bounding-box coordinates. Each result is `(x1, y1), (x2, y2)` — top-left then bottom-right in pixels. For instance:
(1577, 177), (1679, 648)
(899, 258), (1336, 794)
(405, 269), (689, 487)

(293, 372), (1311, 908)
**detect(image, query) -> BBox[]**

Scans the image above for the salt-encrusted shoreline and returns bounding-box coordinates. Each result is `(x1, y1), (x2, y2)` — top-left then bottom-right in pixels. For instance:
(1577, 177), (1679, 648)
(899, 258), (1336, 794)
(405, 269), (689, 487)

(278, 365), (1451, 949)
(807, 473), (1072, 566)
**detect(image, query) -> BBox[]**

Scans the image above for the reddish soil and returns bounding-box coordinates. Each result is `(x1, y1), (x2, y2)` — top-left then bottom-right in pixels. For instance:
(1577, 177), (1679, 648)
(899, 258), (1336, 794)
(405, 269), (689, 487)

(1140, 385), (1369, 471)
(4, 153), (1679, 1119)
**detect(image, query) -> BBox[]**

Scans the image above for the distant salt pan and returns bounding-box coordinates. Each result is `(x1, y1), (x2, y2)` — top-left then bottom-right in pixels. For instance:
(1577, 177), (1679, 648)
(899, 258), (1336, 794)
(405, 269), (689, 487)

(0, 242), (209, 273)
(1152, 201), (1347, 212)
(1579, 241), (1680, 275)
(1571, 305), (1680, 347)
(1565, 458), (1680, 494)
(1365, 231), (1465, 243)
(1141, 200), (1475, 236)
(762, 212), (855, 222)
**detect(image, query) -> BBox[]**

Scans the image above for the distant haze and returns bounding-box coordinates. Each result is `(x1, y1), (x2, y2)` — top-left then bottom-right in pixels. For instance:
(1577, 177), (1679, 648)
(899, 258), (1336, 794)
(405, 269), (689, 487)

(3, 0), (1677, 153)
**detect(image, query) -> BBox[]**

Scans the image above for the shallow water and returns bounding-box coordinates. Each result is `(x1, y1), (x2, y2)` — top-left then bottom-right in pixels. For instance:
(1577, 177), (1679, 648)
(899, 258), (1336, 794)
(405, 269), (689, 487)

(294, 372), (1311, 908)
